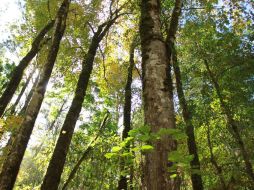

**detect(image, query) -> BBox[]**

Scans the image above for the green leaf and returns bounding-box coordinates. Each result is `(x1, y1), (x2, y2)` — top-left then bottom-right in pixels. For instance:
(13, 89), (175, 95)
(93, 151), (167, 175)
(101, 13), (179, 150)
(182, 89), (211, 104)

(141, 145), (154, 151)
(121, 152), (133, 157)
(170, 174), (177, 179)
(111, 146), (122, 152)
(105, 153), (116, 159)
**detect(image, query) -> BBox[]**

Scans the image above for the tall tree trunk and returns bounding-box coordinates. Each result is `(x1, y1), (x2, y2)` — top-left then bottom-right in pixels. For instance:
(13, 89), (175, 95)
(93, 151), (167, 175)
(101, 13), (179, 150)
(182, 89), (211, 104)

(0, 1), (69, 189)
(172, 51), (204, 189)
(0, 72), (39, 167)
(0, 72), (35, 142)
(49, 98), (67, 130)
(206, 120), (227, 190)
(203, 59), (254, 182)
(0, 20), (54, 117)
(118, 39), (135, 190)
(41, 15), (121, 190)
(166, 0), (204, 189)
(62, 113), (109, 190)
(19, 73), (40, 115)
(140, 0), (178, 189)
(9, 68), (35, 115)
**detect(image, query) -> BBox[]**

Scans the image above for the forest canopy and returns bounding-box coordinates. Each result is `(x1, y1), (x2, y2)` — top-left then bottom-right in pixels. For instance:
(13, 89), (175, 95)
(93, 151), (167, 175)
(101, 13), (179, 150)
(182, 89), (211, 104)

(0, 0), (253, 189)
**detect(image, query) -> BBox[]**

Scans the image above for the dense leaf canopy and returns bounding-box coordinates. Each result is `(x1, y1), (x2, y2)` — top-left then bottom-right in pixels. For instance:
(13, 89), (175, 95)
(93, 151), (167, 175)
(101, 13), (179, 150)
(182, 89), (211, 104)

(0, 0), (253, 189)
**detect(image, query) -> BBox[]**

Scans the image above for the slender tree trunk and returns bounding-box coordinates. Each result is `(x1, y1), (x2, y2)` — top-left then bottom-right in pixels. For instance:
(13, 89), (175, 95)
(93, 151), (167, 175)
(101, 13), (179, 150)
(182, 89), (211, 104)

(0, 1), (69, 189)
(172, 52), (203, 189)
(41, 15), (120, 190)
(206, 120), (227, 190)
(62, 114), (109, 190)
(0, 20), (54, 117)
(19, 73), (40, 115)
(172, 50), (204, 189)
(140, 0), (178, 189)
(0, 72), (39, 166)
(9, 68), (35, 115)
(203, 59), (254, 182)
(49, 99), (66, 130)
(118, 39), (135, 190)
(166, 0), (204, 189)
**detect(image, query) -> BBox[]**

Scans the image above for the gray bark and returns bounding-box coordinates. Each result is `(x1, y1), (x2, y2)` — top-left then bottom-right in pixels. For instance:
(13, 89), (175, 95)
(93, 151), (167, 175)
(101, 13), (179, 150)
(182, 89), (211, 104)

(140, 0), (178, 189)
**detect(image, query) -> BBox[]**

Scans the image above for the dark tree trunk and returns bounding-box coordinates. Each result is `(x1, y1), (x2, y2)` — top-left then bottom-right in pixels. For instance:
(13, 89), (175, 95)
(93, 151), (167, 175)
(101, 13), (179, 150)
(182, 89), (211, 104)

(0, 72), (38, 165)
(0, 1), (69, 189)
(0, 20), (54, 117)
(140, 0), (178, 189)
(9, 68), (35, 115)
(206, 120), (227, 190)
(204, 59), (254, 182)
(172, 50), (204, 190)
(49, 99), (66, 130)
(62, 114), (109, 190)
(41, 15), (120, 190)
(0, 72), (35, 141)
(19, 73), (40, 115)
(165, 1), (204, 188)
(118, 39), (135, 190)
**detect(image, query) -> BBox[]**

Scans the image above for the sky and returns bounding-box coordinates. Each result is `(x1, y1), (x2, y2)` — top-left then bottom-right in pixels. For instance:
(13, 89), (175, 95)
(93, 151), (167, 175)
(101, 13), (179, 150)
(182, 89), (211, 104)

(0, 0), (23, 42)
(0, 0), (46, 147)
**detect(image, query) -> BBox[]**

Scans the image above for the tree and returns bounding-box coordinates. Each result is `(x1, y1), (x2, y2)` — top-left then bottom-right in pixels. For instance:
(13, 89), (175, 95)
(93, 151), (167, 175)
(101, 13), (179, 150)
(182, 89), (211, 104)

(41, 5), (125, 189)
(0, 0), (253, 189)
(0, 21), (54, 117)
(139, 0), (178, 189)
(62, 113), (109, 190)
(165, 1), (204, 189)
(117, 37), (136, 190)
(0, 0), (70, 189)
(9, 67), (36, 115)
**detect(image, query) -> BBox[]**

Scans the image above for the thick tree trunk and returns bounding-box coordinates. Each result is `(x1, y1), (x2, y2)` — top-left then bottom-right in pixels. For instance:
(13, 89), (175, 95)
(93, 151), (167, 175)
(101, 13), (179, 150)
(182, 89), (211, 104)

(0, 1), (69, 189)
(62, 114), (109, 190)
(9, 68), (35, 115)
(204, 59), (254, 182)
(0, 20), (54, 117)
(140, 0), (178, 189)
(118, 40), (135, 190)
(41, 17), (119, 190)
(165, 1), (204, 188)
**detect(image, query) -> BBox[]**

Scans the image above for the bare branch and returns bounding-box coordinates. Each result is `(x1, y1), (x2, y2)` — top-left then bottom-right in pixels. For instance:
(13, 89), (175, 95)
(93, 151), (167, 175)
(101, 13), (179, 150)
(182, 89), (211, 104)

(87, 22), (96, 34)
(47, 0), (53, 21)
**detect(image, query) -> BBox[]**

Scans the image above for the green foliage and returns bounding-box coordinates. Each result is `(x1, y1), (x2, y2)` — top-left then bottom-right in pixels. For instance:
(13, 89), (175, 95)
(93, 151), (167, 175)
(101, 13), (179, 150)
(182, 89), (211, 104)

(0, 0), (253, 189)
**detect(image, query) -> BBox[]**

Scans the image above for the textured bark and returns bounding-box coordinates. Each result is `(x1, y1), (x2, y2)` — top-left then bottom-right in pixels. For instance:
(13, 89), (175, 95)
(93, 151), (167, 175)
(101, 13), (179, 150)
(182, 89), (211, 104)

(41, 16), (119, 190)
(204, 59), (254, 182)
(0, 1), (69, 189)
(0, 20), (54, 117)
(9, 68), (35, 115)
(140, 0), (178, 189)
(166, 0), (204, 189)
(118, 40), (135, 190)
(62, 114), (109, 190)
